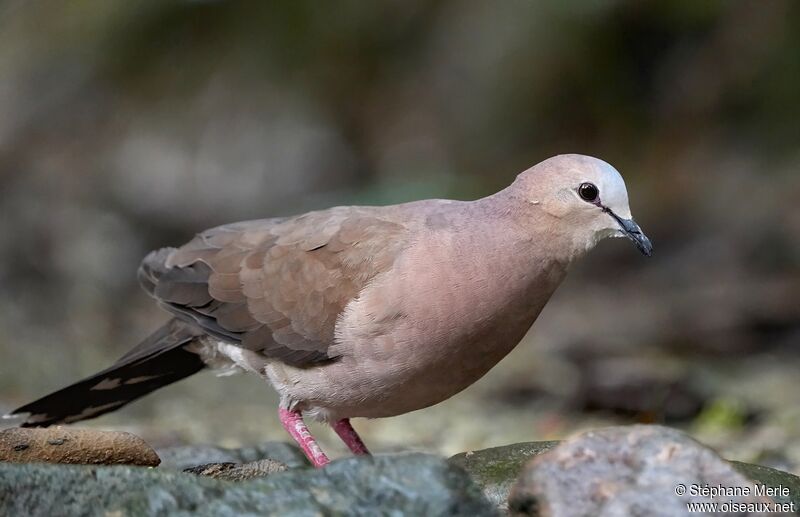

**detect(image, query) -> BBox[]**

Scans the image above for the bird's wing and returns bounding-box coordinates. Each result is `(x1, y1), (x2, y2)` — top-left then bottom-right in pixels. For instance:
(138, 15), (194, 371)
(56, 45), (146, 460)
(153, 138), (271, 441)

(138, 207), (411, 368)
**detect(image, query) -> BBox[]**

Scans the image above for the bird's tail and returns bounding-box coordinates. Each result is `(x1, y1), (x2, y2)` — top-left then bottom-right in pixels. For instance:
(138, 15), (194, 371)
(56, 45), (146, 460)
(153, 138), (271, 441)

(4, 319), (206, 427)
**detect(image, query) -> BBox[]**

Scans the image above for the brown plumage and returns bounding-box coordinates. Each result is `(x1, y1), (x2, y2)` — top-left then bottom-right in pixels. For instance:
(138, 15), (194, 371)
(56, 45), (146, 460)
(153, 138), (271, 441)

(8, 154), (652, 467)
(144, 208), (410, 367)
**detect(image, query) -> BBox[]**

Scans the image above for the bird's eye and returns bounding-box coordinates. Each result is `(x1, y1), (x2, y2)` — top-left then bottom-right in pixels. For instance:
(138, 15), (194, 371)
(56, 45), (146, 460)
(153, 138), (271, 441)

(578, 182), (599, 202)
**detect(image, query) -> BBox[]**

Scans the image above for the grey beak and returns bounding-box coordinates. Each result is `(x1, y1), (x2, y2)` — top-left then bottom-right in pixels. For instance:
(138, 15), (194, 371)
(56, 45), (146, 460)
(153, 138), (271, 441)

(619, 217), (653, 256)
(603, 208), (653, 256)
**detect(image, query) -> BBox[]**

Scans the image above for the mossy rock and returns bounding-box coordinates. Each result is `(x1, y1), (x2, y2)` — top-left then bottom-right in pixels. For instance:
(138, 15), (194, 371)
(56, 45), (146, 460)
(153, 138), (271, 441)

(449, 438), (800, 513)
(731, 460), (800, 509)
(449, 441), (559, 508)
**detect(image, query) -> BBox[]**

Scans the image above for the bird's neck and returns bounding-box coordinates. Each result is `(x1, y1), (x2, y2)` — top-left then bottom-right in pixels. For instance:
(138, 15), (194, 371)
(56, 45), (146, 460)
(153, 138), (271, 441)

(470, 190), (586, 268)
(446, 198), (572, 319)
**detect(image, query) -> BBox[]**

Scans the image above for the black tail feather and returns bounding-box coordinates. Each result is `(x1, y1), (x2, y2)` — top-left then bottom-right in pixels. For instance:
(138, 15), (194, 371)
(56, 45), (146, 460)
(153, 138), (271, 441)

(7, 319), (206, 427)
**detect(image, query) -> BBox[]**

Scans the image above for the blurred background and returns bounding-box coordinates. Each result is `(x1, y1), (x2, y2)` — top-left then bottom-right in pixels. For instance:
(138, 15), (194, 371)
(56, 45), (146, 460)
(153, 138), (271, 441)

(1, 0), (798, 471)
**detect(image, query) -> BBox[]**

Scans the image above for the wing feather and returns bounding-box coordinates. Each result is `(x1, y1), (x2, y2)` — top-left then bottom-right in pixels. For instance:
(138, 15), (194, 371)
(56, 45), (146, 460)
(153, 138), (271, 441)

(139, 209), (409, 368)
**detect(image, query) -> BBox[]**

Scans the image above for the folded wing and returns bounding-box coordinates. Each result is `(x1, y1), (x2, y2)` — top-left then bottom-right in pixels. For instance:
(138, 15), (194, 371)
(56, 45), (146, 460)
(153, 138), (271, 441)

(139, 207), (410, 368)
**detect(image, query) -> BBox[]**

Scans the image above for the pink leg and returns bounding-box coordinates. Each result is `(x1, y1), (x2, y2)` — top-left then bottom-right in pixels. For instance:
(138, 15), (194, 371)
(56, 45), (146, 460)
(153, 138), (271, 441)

(331, 418), (371, 455)
(278, 408), (330, 468)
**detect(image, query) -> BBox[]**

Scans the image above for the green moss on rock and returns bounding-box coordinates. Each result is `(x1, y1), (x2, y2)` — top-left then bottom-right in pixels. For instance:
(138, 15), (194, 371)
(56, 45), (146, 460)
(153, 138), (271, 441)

(449, 441), (559, 507)
(731, 460), (800, 508)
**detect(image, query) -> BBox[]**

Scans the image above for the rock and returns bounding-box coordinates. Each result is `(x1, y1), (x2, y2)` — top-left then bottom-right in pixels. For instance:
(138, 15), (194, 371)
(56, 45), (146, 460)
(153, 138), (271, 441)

(0, 427), (160, 467)
(731, 460), (800, 509)
(183, 461), (238, 476)
(508, 425), (780, 516)
(233, 442), (309, 467)
(157, 441), (308, 470)
(254, 453), (497, 516)
(449, 441), (558, 508)
(0, 453), (496, 516)
(448, 435), (800, 514)
(184, 459), (288, 481)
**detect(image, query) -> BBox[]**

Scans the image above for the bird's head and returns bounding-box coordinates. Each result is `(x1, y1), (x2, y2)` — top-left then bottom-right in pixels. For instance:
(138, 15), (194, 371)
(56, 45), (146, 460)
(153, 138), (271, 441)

(513, 154), (653, 258)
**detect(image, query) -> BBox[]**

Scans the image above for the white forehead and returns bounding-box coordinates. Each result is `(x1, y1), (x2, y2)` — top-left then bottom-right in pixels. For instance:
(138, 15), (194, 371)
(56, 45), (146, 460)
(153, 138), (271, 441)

(596, 160), (629, 206)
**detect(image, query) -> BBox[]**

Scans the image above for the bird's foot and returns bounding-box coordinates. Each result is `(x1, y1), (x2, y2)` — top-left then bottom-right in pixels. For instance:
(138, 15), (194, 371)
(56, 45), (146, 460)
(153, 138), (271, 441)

(278, 407), (330, 468)
(331, 418), (371, 455)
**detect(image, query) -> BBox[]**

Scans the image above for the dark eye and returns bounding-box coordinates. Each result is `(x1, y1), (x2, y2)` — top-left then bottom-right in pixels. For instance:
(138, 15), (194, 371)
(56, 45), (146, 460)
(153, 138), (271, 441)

(578, 182), (599, 202)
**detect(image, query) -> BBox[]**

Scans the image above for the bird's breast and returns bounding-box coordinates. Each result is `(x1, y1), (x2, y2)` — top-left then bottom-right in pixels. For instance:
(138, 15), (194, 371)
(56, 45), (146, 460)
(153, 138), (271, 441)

(323, 230), (567, 418)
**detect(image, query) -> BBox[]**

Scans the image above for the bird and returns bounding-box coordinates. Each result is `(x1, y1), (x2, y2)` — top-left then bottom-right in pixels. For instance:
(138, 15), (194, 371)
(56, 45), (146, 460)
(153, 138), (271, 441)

(6, 154), (652, 467)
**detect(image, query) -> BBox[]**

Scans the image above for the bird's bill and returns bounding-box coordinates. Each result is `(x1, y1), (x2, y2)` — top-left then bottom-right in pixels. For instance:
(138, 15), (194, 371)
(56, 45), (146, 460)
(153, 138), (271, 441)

(618, 217), (653, 256)
(604, 208), (653, 256)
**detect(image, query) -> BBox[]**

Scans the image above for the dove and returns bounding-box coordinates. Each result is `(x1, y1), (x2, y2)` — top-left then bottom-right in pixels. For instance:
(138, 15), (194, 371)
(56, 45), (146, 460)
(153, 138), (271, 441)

(7, 154), (652, 467)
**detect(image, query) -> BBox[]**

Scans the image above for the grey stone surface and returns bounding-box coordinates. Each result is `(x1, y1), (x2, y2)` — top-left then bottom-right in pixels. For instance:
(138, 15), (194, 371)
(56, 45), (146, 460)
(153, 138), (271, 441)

(0, 453), (496, 516)
(449, 437), (800, 514)
(508, 425), (780, 517)
(157, 440), (308, 470)
(184, 459), (289, 481)
(449, 441), (558, 508)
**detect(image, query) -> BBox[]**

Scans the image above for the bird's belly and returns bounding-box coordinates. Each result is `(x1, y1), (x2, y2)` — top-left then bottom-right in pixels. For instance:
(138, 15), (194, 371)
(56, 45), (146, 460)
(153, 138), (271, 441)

(270, 304), (541, 420)
(336, 345), (509, 418)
